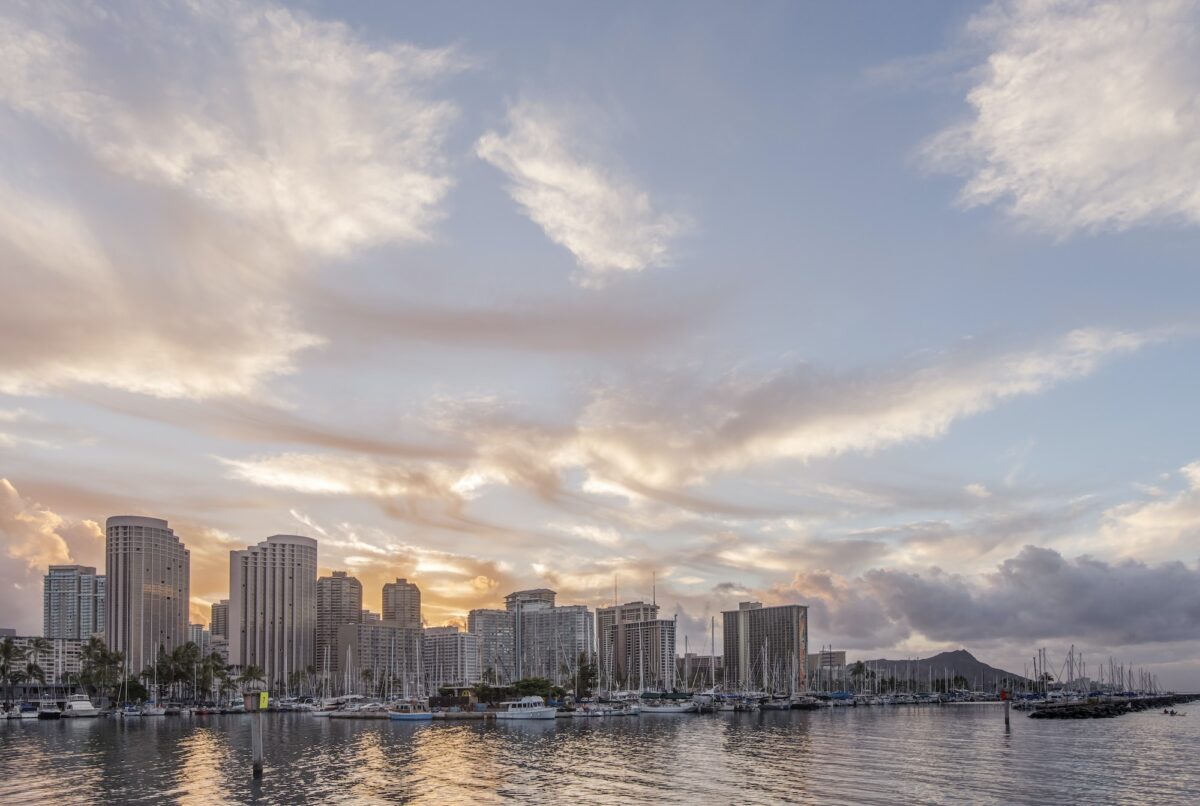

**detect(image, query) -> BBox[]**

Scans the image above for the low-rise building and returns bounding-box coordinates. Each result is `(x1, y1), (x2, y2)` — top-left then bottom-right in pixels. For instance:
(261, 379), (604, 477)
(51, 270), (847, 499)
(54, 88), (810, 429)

(7, 636), (84, 685)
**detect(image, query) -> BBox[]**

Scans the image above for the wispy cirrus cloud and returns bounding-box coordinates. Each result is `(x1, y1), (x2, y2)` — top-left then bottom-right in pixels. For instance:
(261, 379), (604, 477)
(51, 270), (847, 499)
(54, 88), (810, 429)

(218, 328), (1159, 518)
(477, 102), (686, 284)
(924, 0), (1200, 235)
(0, 0), (460, 399)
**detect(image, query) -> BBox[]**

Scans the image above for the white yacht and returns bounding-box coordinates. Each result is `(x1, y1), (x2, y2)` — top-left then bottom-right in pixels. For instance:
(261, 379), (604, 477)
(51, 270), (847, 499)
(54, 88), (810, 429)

(62, 694), (99, 718)
(495, 696), (556, 720)
(140, 702), (166, 716)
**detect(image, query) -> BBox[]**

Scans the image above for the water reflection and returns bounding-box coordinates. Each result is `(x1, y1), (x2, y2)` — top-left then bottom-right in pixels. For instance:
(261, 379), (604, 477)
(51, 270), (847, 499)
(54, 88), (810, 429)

(2, 706), (1199, 805)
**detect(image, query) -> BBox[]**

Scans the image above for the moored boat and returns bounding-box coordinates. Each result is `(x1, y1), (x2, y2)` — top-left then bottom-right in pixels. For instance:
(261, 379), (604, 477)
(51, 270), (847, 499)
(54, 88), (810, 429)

(495, 696), (556, 720)
(62, 694), (99, 718)
(389, 700), (433, 721)
(37, 700), (62, 719)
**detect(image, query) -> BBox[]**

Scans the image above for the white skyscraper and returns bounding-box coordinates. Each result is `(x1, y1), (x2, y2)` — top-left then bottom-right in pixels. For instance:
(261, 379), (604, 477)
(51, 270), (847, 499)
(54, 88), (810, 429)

(229, 534), (317, 686)
(105, 516), (190, 674)
(44, 564), (106, 640)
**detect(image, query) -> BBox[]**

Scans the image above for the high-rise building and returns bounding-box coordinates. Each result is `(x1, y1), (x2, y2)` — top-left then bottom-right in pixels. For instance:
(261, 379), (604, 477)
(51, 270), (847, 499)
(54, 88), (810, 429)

(595, 601), (658, 686)
(43, 564), (106, 640)
(468, 608), (516, 684)
(382, 578), (421, 628)
(336, 621), (421, 697)
(229, 534), (317, 686)
(362, 610), (381, 623)
(423, 626), (481, 689)
(601, 618), (676, 690)
(504, 588), (556, 611)
(188, 623), (210, 654)
(105, 515), (190, 674)
(505, 589), (594, 685)
(210, 600), (229, 639)
(722, 601), (808, 693)
(317, 571), (362, 678)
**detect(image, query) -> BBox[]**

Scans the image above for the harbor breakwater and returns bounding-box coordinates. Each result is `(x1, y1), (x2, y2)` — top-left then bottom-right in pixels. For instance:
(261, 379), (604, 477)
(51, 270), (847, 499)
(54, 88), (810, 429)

(1029, 694), (1197, 719)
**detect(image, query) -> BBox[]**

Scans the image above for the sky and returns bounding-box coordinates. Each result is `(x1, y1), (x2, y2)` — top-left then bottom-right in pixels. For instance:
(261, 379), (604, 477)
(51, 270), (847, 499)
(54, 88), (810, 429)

(2, 0), (1200, 687)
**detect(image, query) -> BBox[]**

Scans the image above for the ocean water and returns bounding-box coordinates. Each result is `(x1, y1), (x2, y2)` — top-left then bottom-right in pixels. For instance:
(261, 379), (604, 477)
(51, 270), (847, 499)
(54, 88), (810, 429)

(2, 704), (1197, 804)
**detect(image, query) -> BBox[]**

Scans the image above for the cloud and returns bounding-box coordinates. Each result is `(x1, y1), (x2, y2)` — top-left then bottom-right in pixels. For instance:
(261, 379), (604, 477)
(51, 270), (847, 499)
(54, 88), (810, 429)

(0, 478), (103, 634)
(217, 328), (1158, 525)
(477, 102), (686, 283)
(569, 328), (1156, 488)
(0, 1), (459, 399)
(924, 0), (1200, 235)
(1097, 461), (1200, 561)
(777, 545), (1200, 649)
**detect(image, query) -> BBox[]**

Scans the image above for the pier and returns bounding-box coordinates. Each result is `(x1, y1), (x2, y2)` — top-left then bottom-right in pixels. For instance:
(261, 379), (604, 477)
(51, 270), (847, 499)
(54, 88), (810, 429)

(1028, 694), (1197, 719)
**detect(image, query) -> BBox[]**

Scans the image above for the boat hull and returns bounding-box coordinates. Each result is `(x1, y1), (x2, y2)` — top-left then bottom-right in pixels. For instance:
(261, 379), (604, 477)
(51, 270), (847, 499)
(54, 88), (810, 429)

(389, 713), (434, 721)
(495, 709), (556, 720)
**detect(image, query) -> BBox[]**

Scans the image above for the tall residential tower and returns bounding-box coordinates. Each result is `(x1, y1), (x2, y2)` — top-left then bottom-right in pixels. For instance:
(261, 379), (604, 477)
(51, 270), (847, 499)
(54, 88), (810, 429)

(105, 516), (190, 673)
(229, 534), (317, 685)
(43, 564), (105, 640)
(317, 571), (362, 677)
(382, 578), (421, 627)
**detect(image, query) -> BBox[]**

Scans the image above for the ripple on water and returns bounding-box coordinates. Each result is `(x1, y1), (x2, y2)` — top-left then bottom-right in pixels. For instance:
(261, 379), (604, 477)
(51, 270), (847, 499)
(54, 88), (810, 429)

(2, 706), (1198, 805)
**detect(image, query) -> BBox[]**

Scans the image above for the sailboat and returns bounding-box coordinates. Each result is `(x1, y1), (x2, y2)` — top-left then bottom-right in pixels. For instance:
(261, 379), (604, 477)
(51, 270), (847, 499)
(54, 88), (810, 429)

(142, 653), (165, 715)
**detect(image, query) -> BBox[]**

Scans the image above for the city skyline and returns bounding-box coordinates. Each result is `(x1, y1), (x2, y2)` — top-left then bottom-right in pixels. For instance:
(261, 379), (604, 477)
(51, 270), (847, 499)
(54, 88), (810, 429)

(3, 0), (1200, 691)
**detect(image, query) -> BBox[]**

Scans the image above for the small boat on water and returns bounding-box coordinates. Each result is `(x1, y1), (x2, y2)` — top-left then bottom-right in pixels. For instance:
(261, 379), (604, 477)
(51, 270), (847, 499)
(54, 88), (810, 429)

(760, 698), (791, 711)
(495, 696), (556, 720)
(389, 701), (433, 721)
(63, 694), (99, 718)
(37, 700), (62, 720)
(571, 703), (621, 717)
(141, 703), (166, 716)
(9, 702), (39, 720)
(119, 704), (142, 718)
(640, 699), (697, 714)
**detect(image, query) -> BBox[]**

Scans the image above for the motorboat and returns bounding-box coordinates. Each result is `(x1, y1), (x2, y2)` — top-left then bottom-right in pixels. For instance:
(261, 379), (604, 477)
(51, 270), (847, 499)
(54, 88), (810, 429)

(62, 694), (99, 718)
(140, 702), (166, 716)
(10, 702), (39, 719)
(37, 700), (62, 719)
(119, 704), (142, 718)
(495, 696), (556, 720)
(389, 701), (433, 721)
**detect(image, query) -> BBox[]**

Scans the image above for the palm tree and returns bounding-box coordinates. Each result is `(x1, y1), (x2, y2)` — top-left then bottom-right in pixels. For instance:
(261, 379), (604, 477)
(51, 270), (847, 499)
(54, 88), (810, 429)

(361, 668), (374, 697)
(0, 637), (20, 706)
(850, 661), (866, 692)
(21, 638), (51, 702)
(238, 665), (266, 692)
